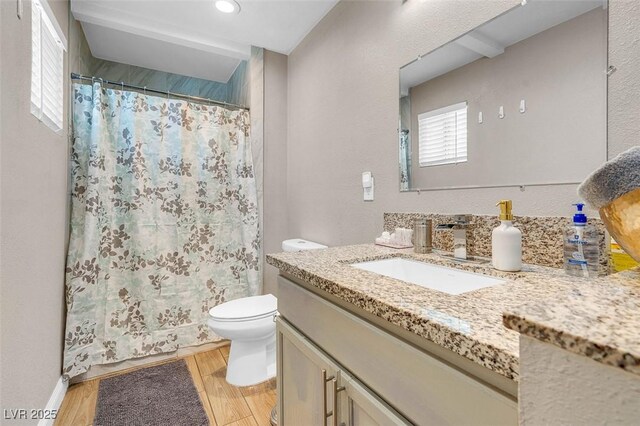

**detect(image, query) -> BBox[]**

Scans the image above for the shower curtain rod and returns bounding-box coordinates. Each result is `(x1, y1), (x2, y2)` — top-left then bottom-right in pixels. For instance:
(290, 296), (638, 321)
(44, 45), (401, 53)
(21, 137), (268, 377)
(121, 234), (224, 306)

(70, 73), (250, 111)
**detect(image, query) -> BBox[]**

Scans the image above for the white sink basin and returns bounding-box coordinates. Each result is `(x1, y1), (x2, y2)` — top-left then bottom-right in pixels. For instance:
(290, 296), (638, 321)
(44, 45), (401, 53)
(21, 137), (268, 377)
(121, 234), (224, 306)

(351, 258), (504, 295)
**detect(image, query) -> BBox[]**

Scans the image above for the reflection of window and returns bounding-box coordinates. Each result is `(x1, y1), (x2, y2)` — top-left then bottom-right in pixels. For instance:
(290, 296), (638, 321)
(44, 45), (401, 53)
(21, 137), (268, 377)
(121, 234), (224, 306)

(31, 0), (65, 132)
(418, 102), (467, 167)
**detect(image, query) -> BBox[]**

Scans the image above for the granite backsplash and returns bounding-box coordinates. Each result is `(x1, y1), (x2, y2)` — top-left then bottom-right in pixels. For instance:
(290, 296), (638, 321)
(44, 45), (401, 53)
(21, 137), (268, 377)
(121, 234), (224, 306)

(383, 212), (610, 273)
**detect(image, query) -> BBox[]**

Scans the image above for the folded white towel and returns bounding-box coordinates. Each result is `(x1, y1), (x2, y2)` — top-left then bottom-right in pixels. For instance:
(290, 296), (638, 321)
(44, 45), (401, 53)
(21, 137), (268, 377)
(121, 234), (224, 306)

(578, 146), (640, 209)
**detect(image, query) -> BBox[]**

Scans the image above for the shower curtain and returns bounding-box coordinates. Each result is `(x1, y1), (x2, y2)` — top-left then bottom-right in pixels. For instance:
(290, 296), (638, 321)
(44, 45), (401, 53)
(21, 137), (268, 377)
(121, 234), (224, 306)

(63, 83), (260, 379)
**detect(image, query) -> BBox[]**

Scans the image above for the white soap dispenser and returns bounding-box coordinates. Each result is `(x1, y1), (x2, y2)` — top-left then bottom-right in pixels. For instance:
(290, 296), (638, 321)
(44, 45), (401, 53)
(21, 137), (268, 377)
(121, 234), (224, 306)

(492, 200), (522, 272)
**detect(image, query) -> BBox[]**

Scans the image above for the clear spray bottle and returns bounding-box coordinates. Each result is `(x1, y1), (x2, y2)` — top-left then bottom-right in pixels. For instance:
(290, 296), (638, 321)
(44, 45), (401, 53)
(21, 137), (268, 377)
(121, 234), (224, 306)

(563, 203), (600, 277)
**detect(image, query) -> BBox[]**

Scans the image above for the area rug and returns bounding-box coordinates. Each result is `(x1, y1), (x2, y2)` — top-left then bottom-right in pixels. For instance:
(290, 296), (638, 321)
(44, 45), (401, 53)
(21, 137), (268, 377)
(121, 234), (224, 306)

(94, 360), (208, 426)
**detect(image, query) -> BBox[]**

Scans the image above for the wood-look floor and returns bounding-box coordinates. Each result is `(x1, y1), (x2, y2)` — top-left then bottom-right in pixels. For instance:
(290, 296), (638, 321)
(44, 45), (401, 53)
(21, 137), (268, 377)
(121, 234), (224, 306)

(55, 345), (276, 426)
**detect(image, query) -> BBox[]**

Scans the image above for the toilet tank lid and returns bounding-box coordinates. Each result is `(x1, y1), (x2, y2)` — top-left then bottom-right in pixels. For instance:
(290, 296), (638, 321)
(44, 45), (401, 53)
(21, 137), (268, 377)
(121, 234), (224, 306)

(209, 294), (277, 321)
(282, 239), (328, 252)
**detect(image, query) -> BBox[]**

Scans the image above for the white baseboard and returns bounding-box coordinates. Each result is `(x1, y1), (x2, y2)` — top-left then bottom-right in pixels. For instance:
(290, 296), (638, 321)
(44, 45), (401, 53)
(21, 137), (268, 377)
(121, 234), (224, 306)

(38, 376), (68, 426)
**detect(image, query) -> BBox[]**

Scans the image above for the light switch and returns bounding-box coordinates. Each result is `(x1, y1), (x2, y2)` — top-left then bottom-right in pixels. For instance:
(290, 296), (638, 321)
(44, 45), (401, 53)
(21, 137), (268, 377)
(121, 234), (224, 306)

(362, 172), (374, 201)
(478, 111), (483, 124)
(498, 106), (505, 119)
(519, 99), (526, 113)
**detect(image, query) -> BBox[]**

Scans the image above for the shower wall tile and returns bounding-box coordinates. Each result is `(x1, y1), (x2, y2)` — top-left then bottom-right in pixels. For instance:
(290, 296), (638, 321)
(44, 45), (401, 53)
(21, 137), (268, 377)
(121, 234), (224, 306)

(91, 60), (131, 85)
(196, 79), (229, 102)
(88, 58), (238, 104)
(128, 67), (168, 93)
(250, 47), (265, 291)
(227, 61), (250, 107)
(69, 20), (93, 76)
(165, 74), (199, 98)
(166, 74), (212, 99)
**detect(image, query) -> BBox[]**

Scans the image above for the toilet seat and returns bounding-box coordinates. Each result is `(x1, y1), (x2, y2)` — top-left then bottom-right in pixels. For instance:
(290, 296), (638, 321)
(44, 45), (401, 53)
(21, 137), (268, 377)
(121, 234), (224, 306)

(206, 238), (325, 387)
(209, 294), (277, 322)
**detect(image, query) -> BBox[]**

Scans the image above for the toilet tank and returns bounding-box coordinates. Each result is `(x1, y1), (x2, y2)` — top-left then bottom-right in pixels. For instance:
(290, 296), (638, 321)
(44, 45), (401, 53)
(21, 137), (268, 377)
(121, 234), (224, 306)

(282, 239), (327, 252)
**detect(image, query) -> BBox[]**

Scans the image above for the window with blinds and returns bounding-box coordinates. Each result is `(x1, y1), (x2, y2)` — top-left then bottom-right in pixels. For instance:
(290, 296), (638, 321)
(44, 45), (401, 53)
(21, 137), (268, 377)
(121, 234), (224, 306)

(31, 0), (65, 132)
(417, 102), (468, 167)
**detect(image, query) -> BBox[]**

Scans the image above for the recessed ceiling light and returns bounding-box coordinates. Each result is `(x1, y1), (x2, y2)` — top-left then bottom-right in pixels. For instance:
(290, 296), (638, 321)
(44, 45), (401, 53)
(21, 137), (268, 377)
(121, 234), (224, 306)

(215, 0), (240, 14)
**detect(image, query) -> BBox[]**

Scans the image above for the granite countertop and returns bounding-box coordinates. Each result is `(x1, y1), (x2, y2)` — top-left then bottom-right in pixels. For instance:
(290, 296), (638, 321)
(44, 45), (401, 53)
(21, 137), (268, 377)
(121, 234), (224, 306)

(503, 267), (640, 376)
(266, 244), (640, 381)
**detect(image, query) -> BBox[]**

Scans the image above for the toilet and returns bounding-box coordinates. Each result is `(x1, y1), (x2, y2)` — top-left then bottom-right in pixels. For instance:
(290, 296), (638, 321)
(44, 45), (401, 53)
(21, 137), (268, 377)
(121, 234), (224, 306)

(208, 238), (327, 387)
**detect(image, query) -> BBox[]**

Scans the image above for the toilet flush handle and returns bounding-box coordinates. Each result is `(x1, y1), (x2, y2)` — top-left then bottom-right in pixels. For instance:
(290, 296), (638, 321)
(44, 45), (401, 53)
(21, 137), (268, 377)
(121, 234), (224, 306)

(272, 312), (280, 323)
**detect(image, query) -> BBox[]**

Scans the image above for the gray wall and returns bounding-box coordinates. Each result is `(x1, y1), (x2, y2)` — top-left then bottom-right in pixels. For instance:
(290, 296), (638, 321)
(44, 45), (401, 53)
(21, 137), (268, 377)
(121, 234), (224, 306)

(409, 8), (606, 189)
(609, 0), (640, 156)
(263, 50), (289, 296)
(0, 0), (70, 421)
(285, 0), (640, 249)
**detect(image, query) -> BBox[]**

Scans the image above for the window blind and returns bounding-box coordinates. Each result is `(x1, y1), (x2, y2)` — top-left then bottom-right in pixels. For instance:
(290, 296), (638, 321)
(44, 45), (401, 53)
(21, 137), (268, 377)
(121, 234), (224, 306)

(418, 102), (467, 167)
(31, 0), (65, 132)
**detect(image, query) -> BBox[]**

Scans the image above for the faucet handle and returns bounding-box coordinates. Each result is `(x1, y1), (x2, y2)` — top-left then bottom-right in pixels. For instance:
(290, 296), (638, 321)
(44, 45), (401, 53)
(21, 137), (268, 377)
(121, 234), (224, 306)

(453, 214), (471, 224)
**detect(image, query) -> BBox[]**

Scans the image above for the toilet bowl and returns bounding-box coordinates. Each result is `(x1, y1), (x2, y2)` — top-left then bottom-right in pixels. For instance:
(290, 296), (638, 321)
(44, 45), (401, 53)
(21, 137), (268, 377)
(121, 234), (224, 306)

(208, 294), (278, 387)
(208, 238), (327, 387)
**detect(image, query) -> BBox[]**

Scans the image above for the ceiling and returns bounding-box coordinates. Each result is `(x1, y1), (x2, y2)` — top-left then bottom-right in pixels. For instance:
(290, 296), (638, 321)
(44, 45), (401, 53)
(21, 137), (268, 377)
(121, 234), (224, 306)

(72, 0), (339, 83)
(400, 0), (604, 96)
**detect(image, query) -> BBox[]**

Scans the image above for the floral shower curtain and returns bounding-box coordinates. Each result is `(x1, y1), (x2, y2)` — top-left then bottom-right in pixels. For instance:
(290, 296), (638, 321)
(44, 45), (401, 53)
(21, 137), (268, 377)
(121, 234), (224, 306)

(63, 83), (260, 379)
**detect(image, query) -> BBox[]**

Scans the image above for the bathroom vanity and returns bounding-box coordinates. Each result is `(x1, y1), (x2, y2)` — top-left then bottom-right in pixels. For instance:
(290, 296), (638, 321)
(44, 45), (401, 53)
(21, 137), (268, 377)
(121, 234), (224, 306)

(275, 275), (516, 425)
(270, 245), (524, 425)
(267, 244), (640, 425)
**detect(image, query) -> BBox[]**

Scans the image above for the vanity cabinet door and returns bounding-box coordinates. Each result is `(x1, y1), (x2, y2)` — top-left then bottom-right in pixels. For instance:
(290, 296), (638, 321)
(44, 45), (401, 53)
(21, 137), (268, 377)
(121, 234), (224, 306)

(277, 317), (411, 426)
(277, 317), (341, 426)
(338, 369), (411, 426)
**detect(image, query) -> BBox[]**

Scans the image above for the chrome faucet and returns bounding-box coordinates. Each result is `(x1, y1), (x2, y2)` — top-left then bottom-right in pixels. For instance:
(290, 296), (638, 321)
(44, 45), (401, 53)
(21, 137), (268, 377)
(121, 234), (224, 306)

(436, 214), (471, 260)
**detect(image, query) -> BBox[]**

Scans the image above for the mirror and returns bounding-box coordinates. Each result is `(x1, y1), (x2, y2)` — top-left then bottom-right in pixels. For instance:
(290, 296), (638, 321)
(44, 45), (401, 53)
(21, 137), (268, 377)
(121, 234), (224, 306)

(399, 0), (607, 191)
